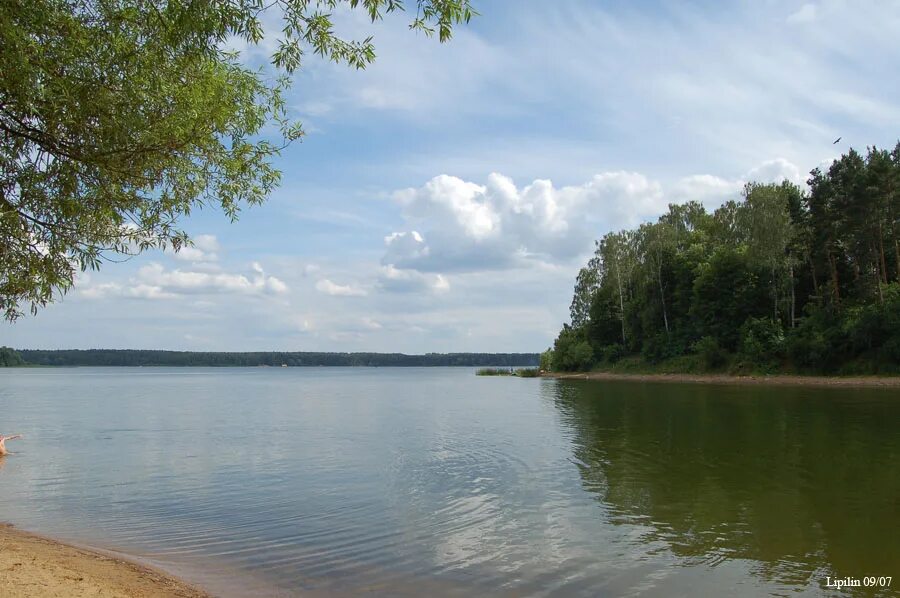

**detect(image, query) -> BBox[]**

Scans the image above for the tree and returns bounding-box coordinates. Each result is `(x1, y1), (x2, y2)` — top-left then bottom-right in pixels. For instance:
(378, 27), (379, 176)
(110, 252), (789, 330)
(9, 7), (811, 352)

(740, 182), (799, 325)
(587, 283), (623, 353)
(569, 246), (602, 328)
(0, 346), (25, 366)
(552, 144), (900, 374)
(552, 324), (593, 371)
(691, 248), (768, 351)
(638, 221), (675, 335)
(0, 0), (475, 320)
(597, 231), (635, 344)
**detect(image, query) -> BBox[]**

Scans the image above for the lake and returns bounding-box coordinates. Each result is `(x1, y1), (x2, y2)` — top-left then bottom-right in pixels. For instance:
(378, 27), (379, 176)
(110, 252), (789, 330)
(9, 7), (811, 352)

(0, 367), (897, 596)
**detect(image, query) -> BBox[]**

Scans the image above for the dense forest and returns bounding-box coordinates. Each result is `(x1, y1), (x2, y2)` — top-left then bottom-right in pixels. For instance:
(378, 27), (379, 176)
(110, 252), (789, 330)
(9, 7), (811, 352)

(546, 145), (900, 375)
(5, 349), (538, 368)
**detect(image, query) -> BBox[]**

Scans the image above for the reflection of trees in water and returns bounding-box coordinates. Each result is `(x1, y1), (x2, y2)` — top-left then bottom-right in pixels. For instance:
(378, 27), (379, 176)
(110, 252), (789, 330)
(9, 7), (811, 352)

(551, 381), (900, 589)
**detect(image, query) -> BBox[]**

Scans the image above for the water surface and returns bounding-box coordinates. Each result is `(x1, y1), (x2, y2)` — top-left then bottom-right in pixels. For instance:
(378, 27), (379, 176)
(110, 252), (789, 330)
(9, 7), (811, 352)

(0, 368), (897, 596)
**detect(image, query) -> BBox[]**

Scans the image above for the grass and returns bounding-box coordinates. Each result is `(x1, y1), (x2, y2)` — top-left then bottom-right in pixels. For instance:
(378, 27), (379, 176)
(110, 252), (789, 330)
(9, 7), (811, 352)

(476, 367), (540, 377)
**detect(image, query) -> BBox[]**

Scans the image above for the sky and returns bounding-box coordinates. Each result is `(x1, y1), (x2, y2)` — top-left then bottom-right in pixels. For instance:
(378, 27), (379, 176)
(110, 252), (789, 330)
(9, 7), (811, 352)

(5, 0), (900, 353)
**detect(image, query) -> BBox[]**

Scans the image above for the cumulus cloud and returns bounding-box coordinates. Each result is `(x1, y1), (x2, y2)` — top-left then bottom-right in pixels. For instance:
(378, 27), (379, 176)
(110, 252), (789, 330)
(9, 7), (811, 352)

(384, 160), (806, 272)
(669, 174), (743, 209)
(79, 262), (288, 300)
(377, 265), (450, 294)
(745, 158), (804, 185)
(315, 279), (368, 297)
(383, 231), (430, 265)
(138, 263), (288, 295)
(385, 171), (668, 271)
(172, 234), (221, 263)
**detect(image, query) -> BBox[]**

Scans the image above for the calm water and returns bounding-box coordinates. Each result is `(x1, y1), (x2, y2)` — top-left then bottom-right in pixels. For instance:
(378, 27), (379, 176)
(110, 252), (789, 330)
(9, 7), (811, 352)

(0, 368), (897, 597)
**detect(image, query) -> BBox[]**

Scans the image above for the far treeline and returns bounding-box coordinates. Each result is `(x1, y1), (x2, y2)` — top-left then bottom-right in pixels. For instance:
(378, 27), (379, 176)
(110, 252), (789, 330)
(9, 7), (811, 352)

(545, 145), (900, 376)
(2, 349), (538, 368)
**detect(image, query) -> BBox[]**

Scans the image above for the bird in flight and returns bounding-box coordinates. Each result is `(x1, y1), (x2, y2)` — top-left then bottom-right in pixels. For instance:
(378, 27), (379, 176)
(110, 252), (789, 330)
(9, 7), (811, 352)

(833, 137), (841, 144)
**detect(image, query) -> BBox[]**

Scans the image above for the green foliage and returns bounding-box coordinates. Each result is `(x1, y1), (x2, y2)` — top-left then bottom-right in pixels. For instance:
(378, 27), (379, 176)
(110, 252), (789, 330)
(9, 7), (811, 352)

(0, 0), (475, 320)
(476, 367), (539, 377)
(555, 145), (900, 375)
(476, 368), (514, 376)
(596, 344), (625, 364)
(692, 336), (726, 370)
(785, 306), (843, 372)
(738, 317), (785, 371)
(640, 332), (679, 364)
(570, 253), (602, 328)
(551, 325), (593, 372)
(692, 248), (768, 350)
(0, 346), (24, 366)
(540, 349), (553, 371)
(586, 285), (622, 350)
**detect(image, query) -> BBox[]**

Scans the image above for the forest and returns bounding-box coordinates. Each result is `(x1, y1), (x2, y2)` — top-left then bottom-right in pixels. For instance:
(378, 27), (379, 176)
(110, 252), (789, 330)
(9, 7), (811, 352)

(546, 145), (900, 375)
(5, 349), (538, 368)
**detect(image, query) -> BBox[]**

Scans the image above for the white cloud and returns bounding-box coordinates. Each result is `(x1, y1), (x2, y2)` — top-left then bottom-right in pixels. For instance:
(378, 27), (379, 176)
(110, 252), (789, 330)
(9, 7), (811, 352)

(79, 262), (287, 300)
(128, 284), (178, 300)
(78, 281), (178, 300)
(669, 174), (743, 209)
(385, 171), (667, 271)
(787, 3), (818, 24)
(383, 231), (430, 264)
(385, 159), (807, 272)
(377, 265), (450, 294)
(315, 278), (368, 297)
(138, 263), (287, 296)
(78, 282), (125, 300)
(172, 234), (220, 262)
(172, 246), (213, 262)
(432, 274), (450, 293)
(359, 317), (383, 331)
(745, 158), (804, 185)
(194, 234), (220, 253)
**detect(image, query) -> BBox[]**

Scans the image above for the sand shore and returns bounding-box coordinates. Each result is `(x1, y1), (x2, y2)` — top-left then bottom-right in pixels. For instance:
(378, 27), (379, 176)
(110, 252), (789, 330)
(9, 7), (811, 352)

(543, 371), (900, 388)
(0, 524), (209, 598)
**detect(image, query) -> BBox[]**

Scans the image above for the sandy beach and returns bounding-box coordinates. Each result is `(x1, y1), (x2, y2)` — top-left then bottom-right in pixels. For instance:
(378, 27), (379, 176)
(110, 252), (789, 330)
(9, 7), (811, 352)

(543, 371), (900, 388)
(0, 524), (209, 598)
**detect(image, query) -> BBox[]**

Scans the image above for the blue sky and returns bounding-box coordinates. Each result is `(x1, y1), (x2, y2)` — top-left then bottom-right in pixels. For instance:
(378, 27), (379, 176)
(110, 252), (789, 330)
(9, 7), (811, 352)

(5, 0), (900, 352)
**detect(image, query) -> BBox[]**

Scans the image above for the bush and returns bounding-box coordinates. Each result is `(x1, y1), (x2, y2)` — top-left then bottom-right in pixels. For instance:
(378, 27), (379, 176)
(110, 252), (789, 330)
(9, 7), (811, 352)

(552, 325), (595, 371)
(539, 349), (553, 371)
(739, 317), (785, 370)
(476, 368), (514, 376)
(597, 344), (625, 364)
(785, 304), (848, 373)
(785, 327), (829, 371)
(563, 340), (595, 371)
(692, 335), (727, 370)
(641, 332), (683, 364)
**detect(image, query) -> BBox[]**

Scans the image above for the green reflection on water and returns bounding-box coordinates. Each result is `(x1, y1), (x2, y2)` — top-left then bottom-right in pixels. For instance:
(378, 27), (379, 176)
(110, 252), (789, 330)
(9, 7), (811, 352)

(550, 380), (900, 594)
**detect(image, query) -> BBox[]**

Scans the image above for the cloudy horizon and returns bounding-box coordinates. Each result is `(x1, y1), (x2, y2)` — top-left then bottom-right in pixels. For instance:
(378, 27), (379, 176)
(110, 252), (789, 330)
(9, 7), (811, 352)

(4, 0), (899, 353)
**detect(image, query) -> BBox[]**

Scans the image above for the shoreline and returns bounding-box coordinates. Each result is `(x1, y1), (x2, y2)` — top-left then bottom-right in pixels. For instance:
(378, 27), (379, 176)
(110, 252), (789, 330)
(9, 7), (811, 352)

(542, 371), (900, 389)
(0, 523), (210, 597)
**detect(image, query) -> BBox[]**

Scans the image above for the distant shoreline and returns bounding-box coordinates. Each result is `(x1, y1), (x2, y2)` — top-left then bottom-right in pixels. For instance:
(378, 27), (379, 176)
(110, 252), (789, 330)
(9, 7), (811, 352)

(542, 371), (900, 389)
(5, 349), (539, 368)
(0, 523), (209, 597)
